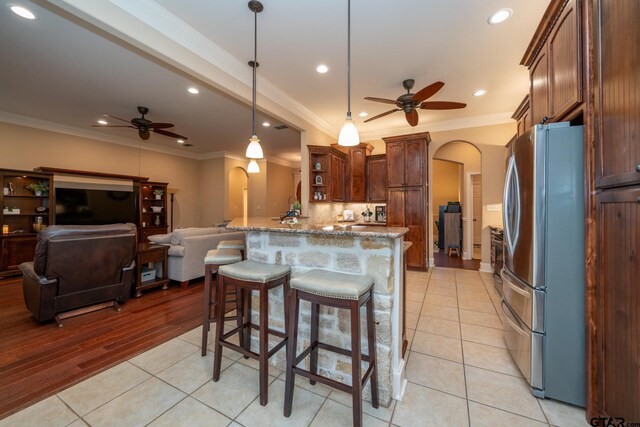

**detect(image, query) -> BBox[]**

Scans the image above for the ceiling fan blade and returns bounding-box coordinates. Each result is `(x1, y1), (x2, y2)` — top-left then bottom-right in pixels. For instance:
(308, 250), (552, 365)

(420, 101), (467, 110)
(364, 97), (399, 105)
(364, 109), (401, 123)
(412, 81), (445, 103)
(147, 122), (174, 129)
(91, 125), (135, 128)
(405, 110), (419, 127)
(101, 113), (132, 124)
(153, 128), (188, 140)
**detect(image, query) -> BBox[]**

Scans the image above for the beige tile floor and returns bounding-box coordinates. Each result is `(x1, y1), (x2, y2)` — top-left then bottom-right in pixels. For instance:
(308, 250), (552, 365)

(0, 268), (589, 427)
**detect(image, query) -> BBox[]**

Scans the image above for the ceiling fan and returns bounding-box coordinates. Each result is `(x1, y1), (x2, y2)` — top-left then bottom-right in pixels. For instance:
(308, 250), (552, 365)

(364, 80), (467, 127)
(92, 106), (188, 141)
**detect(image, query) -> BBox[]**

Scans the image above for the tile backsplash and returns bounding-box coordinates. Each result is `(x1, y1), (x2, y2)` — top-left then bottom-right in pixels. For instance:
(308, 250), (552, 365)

(306, 202), (386, 224)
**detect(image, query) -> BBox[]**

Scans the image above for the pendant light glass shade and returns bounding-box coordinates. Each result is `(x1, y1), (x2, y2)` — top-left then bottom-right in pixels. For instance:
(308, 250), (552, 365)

(338, 0), (360, 147)
(246, 134), (263, 159)
(247, 160), (260, 173)
(338, 115), (360, 146)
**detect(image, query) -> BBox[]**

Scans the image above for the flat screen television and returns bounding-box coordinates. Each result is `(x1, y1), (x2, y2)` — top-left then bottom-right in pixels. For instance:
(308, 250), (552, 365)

(55, 188), (137, 225)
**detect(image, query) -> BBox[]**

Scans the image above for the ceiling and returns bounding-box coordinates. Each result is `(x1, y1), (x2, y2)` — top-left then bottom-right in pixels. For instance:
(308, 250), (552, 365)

(0, 0), (549, 165)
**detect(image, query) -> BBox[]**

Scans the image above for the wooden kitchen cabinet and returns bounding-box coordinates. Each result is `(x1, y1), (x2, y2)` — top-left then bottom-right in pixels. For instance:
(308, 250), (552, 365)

(331, 143), (374, 202)
(512, 95), (531, 137)
(588, 0), (640, 421)
(366, 154), (386, 202)
(330, 152), (346, 202)
(523, 0), (582, 125)
(595, 186), (640, 421)
(384, 132), (430, 270)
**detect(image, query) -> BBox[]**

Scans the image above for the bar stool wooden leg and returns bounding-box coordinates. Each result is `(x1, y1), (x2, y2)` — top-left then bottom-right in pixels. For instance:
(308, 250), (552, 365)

(309, 301), (319, 385)
(366, 290), (379, 408)
(202, 264), (214, 356)
(236, 286), (244, 356)
(350, 299), (363, 427)
(284, 288), (300, 417)
(212, 274), (226, 381)
(259, 285), (269, 406)
(243, 289), (252, 358)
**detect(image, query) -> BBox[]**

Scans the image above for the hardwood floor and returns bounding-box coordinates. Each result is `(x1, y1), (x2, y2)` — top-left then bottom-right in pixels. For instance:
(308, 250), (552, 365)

(433, 251), (480, 270)
(0, 277), (203, 419)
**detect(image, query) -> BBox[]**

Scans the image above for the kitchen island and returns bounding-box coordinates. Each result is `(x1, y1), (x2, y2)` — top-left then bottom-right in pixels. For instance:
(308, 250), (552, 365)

(226, 217), (409, 406)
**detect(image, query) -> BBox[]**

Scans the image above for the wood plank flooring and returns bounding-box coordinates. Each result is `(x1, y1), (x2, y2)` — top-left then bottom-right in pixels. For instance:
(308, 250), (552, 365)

(433, 251), (480, 270)
(0, 277), (203, 419)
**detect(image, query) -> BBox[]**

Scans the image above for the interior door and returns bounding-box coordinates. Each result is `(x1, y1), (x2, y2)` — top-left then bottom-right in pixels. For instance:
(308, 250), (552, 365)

(472, 175), (482, 250)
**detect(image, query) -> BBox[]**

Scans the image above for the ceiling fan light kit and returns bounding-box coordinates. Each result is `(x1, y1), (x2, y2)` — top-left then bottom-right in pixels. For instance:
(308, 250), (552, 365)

(338, 0), (360, 147)
(245, 0), (264, 169)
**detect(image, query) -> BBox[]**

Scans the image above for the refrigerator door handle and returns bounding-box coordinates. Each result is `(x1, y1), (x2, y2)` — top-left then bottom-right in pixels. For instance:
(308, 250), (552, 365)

(503, 155), (520, 255)
(502, 301), (528, 336)
(502, 270), (530, 297)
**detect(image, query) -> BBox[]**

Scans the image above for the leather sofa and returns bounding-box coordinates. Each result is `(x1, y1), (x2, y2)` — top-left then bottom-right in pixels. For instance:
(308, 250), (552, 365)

(148, 227), (245, 287)
(20, 223), (137, 323)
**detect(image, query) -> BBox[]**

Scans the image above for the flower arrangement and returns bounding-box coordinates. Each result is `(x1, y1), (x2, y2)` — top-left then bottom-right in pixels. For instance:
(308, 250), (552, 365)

(153, 188), (164, 197)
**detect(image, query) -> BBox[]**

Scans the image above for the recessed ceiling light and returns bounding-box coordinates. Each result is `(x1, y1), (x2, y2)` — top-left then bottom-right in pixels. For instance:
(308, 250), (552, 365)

(488, 8), (512, 25)
(97, 119), (108, 125)
(316, 64), (329, 74)
(177, 139), (185, 144)
(473, 89), (487, 97)
(187, 87), (199, 94)
(359, 112), (368, 117)
(262, 121), (270, 127)
(10, 6), (36, 20)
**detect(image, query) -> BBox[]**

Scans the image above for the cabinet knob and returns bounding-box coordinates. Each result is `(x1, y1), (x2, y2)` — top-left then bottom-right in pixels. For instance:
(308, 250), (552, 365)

(635, 163), (640, 173)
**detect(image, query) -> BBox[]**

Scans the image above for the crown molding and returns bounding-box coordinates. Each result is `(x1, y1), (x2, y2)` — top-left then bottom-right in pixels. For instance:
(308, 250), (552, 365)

(358, 112), (515, 141)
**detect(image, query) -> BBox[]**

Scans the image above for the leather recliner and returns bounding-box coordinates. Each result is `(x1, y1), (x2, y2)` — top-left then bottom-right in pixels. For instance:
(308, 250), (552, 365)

(19, 223), (137, 323)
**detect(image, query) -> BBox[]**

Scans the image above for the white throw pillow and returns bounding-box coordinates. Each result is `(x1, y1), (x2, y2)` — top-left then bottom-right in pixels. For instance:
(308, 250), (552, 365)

(170, 227), (220, 245)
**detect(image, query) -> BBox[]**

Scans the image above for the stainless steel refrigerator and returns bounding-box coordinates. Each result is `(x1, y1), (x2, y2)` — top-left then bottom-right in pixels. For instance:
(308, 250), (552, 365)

(501, 122), (585, 407)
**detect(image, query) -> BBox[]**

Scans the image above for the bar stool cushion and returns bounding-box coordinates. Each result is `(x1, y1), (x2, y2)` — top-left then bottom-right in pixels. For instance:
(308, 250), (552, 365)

(218, 259), (290, 283)
(204, 249), (242, 265)
(291, 269), (374, 300)
(217, 239), (245, 250)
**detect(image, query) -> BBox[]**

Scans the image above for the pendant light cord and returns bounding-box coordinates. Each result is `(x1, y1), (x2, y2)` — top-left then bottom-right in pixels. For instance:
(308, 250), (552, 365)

(252, 8), (258, 136)
(347, 0), (352, 118)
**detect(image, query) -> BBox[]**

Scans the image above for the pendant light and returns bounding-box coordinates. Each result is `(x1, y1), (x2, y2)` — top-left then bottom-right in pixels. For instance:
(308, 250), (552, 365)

(246, 0), (264, 173)
(338, 0), (360, 147)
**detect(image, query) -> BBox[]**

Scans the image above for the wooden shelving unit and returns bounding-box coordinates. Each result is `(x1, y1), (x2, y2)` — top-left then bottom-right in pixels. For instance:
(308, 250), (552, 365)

(139, 181), (168, 242)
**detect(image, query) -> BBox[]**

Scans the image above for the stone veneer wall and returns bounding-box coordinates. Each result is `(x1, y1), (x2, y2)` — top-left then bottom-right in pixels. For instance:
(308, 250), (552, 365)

(244, 230), (396, 407)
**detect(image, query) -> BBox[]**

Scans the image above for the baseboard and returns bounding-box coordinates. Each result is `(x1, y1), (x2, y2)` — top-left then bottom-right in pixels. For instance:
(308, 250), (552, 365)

(462, 251), (470, 260)
(479, 262), (492, 273)
(428, 258), (435, 268)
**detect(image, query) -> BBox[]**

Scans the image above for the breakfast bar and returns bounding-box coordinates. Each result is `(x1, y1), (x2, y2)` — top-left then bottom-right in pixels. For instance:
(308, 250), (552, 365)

(226, 217), (409, 407)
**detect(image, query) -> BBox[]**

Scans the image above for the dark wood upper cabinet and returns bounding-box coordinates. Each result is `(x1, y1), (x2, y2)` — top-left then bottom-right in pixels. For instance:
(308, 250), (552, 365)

(530, 48), (550, 125)
(331, 143), (374, 202)
(594, 0), (640, 189)
(512, 95), (532, 137)
(405, 140), (426, 187)
(330, 152), (346, 202)
(523, 0), (582, 125)
(366, 154), (387, 202)
(386, 142), (406, 188)
(548, 0), (582, 118)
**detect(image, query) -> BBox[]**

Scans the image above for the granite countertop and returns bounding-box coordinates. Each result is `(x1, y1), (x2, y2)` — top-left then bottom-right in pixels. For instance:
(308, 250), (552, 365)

(227, 217), (408, 238)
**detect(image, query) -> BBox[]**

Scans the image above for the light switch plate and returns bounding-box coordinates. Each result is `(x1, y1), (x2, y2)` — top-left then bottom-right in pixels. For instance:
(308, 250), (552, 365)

(486, 204), (501, 212)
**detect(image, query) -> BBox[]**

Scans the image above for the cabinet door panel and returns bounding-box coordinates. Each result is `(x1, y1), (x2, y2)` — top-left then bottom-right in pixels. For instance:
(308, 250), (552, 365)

(405, 140), (425, 186)
(596, 187), (640, 420)
(386, 142), (405, 187)
(595, 0), (640, 188)
(350, 148), (366, 201)
(530, 48), (549, 126)
(405, 226), (426, 269)
(330, 154), (346, 202)
(386, 188), (405, 227)
(367, 155), (387, 202)
(549, 0), (581, 119)
(1, 236), (37, 271)
(405, 187), (426, 269)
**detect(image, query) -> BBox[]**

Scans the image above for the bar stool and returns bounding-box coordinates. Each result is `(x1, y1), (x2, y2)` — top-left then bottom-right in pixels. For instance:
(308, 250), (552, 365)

(283, 269), (378, 427)
(217, 239), (246, 259)
(213, 259), (291, 406)
(201, 249), (243, 356)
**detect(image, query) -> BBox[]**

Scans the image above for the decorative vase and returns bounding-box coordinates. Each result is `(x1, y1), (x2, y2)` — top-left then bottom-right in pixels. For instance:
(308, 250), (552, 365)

(155, 195), (161, 200)
(35, 191), (42, 197)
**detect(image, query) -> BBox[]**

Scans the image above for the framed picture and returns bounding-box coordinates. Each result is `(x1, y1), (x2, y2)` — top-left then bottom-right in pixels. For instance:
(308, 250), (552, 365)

(315, 175), (323, 185)
(375, 205), (386, 222)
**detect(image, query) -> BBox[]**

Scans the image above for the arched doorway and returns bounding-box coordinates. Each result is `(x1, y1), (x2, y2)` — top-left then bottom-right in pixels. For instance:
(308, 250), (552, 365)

(227, 167), (248, 221)
(432, 141), (482, 270)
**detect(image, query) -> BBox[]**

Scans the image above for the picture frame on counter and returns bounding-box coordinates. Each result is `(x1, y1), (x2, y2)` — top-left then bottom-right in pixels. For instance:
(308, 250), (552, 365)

(375, 205), (386, 223)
